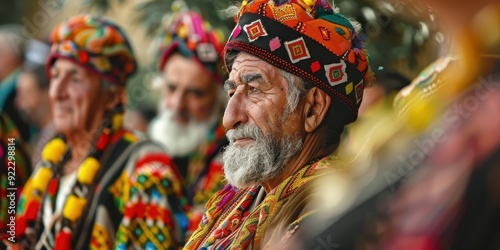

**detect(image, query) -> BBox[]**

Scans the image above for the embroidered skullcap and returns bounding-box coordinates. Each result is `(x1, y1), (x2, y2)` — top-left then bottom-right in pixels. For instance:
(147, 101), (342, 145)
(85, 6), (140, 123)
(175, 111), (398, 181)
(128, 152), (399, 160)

(48, 15), (137, 86)
(158, 11), (226, 82)
(225, 0), (374, 123)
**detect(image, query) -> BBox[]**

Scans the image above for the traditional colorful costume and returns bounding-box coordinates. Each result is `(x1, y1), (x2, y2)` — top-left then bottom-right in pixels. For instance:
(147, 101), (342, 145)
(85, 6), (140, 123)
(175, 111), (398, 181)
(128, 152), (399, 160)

(15, 15), (187, 250)
(185, 0), (373, 248)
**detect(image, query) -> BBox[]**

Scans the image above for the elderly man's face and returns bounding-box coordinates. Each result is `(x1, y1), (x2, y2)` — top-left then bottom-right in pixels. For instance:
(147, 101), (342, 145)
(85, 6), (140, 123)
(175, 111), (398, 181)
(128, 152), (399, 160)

(162, 53), (217, 125)
(222, 52), (304, 187)
(152, 53), (220, 156)
(49, 58), (111, 135)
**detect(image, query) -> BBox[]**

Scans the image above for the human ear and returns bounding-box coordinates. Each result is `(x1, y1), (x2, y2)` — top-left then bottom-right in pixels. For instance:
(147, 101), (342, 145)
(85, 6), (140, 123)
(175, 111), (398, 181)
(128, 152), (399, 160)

(303, 87), (331, 132)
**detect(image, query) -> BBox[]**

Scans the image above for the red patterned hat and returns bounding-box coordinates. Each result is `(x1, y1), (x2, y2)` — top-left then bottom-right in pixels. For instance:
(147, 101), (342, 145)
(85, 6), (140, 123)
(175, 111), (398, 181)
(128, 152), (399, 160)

(158, 11), (226, 82)
(224, 0), (374, 123)
(48, 15), (137, 86)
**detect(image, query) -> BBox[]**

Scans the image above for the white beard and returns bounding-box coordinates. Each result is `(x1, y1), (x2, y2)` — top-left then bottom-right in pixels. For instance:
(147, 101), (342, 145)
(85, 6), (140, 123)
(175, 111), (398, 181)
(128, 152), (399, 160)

(149, 109), (219, 157)
(222, 123), (303, 188)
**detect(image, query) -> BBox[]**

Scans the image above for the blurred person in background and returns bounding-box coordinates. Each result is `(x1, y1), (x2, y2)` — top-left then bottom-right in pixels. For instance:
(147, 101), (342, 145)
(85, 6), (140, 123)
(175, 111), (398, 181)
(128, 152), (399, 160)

(0, 25), (30, 142)
(15, 64), (56, 170)
(10, 15), (187, 250)
(148, 11), (229, 230)
(184, 0), (373, 248)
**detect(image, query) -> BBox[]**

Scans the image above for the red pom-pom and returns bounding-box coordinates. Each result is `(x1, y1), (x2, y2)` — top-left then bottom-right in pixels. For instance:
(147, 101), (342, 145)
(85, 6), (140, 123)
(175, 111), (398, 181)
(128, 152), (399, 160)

(54, 228), (73, 250)
(16, 217), (27, 237)
(96, 132), (111, 151)
(79, 51), (89, 64)
(25, 201), (41, 220)
(47, 178), (59, 196)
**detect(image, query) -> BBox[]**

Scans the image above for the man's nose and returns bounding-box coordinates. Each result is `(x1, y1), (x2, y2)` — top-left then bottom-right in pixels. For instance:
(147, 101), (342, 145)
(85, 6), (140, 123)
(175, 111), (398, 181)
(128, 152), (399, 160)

(223, 89), (248, 130)
(49, 77), (69, 102)
(165, 90), (186, 113)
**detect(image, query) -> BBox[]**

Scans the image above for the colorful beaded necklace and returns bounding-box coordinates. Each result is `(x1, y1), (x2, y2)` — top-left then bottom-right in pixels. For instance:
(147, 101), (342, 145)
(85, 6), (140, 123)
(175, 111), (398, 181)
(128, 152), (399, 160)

(18, 109), (124, 249)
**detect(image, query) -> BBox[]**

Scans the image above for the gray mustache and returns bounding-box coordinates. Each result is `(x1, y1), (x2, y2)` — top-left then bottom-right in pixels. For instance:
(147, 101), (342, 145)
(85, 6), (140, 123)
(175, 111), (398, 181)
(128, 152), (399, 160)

(226, 124), (265, 143)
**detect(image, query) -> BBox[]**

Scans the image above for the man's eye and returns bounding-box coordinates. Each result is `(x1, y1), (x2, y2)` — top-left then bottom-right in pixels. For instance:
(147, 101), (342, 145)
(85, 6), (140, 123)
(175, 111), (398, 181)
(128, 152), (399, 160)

(249, 86), (260, 94)
(166, 84), (176, 92)
(228, 90), (235, 98)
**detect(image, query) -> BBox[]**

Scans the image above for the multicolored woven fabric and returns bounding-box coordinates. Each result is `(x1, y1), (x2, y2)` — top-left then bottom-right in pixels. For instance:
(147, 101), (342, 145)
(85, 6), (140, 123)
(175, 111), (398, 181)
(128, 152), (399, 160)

(15, 131), (187, 249)
(158, 11), (226, 82)
(185, 154), (347, 249)
(185, 121), (227, 206)
(48, 15), (137, 86)
(224, 0), (374, 124)
(115, 153), (187, 250)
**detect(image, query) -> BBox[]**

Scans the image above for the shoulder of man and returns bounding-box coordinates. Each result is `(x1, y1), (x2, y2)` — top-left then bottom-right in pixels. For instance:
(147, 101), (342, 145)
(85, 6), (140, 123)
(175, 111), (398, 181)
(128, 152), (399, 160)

(117, 131), (182, 183)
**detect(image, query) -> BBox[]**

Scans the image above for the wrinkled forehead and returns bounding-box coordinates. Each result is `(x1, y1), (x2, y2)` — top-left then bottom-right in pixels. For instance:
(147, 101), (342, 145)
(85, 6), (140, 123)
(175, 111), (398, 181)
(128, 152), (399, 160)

(50, 58), (102, 86)
(51, 58), (90, 74)
(228, 52), (282, 82)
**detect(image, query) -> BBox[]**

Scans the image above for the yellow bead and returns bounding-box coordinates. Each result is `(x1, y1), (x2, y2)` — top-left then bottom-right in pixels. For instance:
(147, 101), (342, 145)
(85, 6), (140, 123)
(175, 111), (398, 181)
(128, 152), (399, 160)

(32, 167), (53, 191)
(20, 178), (35, 201)
(303, 0), (316, 6)
(63, 195), (86, 222)
(207, 237), (216, 244)
(41, 138), (67, 163)
(123, 133), (137, 142)
(77, 157), (100, 185)
(242, 0), (248, 7)
(112, 113), (123, 131)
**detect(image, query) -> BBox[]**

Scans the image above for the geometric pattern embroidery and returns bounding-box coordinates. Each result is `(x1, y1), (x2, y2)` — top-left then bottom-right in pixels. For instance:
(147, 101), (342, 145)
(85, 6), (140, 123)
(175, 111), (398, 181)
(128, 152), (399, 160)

(335, 27), (346, 36)
(319, 27), (330, 40)
(91, 224), (113, 249)
(324, 61), (348, 86)
(310, 61), (321, 73)
(243, 19), (268, 42)
(184, 154), (341, 250)
(345, 82), (354, 95)
(355, 80), (364, 104)
(272, 4), (297, 22)
(284, 37), (310, 63)
(230, 25), (242, 39)
(269, 36), (281, 51)
(295, 21), (306, 33)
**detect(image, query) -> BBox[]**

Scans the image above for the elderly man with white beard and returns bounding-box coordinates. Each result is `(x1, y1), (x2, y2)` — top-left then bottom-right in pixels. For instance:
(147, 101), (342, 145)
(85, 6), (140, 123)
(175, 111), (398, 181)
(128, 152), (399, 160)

(184, 0), (374, 249)
(148, 11), (229, 229)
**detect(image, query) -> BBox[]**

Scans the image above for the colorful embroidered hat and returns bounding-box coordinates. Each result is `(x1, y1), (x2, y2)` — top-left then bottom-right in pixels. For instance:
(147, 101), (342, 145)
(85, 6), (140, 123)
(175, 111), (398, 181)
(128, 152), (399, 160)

(224, 0), (374, 123)
(158, 11), (226, 82)
(48, 15), (137, 86)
